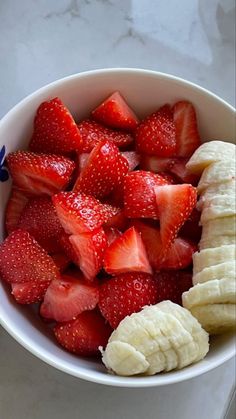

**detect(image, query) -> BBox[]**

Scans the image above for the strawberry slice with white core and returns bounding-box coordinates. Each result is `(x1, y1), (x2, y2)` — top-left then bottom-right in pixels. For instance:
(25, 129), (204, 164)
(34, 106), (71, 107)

(0, 229), (59, 285)
(11, 281), (51, 304)
(155, 184), (197, 249)
(52, 191), (111, 235)
(173, 101), (201, 157)
(123, 170), (168, 219)
(69, 228), (107, 282)
(7, 151), (75, 196)
(74, 140), (129, 199)
(170, 158), (199, 185)
(40, 275), (99, 322)
(91, 91), (139, 131)
(103, 226), (152, 275)
(140, 155), (176, 173)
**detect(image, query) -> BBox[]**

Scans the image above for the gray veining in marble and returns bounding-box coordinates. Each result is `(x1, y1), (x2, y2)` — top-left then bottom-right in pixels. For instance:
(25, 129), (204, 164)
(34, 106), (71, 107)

(0, 1), (235, 418)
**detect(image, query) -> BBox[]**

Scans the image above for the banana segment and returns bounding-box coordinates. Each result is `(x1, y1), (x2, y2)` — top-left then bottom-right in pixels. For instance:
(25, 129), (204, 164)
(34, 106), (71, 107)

(101, 302), (209, 376)
(193, 246), (236, 275)
(199, 234), (235, 250)
(182, 278), (236, 309)
(197, 181), (236, 211)
(186, 141), (236, 174)
(193, 261), (236, 285)
(199, 217), (236, 236)
(197, 159), (235, 193)
(200, 196), (236, 224)
(190, 304), (236, 335)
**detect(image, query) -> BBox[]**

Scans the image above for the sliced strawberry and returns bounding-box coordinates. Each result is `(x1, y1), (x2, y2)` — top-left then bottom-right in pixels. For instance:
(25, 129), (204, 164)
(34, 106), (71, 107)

(122, 151), (140, 171)
(91, 91), (139, 131)
(140, 155), (176, 173)
(104, 227), (122, 246)
(155, 184), (197, 249)
(153, 271), (193, 305)
(99, 272), (159, 328)
(54, 310), (112, 356)
(59, 231), (81, 265)
(69, 228), (107, 282)
(7, 151), (75, 196)
(170, 158), (199, 185)
(123, 171), (168, 219)
(77, 153), (90, 173)
(157, 172), (177, 184)
(29, 97), (83, 155)
(161, 238), (197, 270)
(5, 187), (28, 234)
(173, 101), (201, 157)
(11, 280), (51, 304)
(40, 275), (99, 322)
(179, 208), (202, 243)
(74, 140), (129, 199)
(135, 105), (176, 157)
(77, 119), (134, 152)
(17, 196), (63, 253)
(52, 191), (110, 235)
(103, 226), (152, 275)
(51, 252), (71, 273)
(0, 229), (59, 285)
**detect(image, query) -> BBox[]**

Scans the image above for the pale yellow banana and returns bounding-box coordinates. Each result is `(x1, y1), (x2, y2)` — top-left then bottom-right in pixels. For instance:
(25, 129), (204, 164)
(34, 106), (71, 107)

(190, 304), (236, 334)
(186, 141), (236, 175)
(200, 216), (236, 236)
(199, 234), (235, 250)
(193, 246), (236, 275)
(197, 180), (236, 211)
(182, 278), (236, 309)
(192, 261), (236, 285)
(199, 196), (236, 224)
(197, 159), (235, 193)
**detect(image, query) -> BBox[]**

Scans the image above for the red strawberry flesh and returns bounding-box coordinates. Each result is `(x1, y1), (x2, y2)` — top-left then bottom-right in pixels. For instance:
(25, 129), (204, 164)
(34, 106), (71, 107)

(173, 101), (201, 157)
(5, 187), (28, 234)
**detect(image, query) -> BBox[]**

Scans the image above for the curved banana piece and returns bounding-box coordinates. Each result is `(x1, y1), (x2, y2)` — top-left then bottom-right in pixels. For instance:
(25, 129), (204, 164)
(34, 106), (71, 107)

(200, 196), (236, 224)
(197, 181), (236, 211)
(193, 246), (236, 275)
(102, 341), (149, 376)
(199, 234), (235, 250)
(101, 302), (209, 376)
(197, 159), (235, 193)
(200, 216), (236, 236)
(192, 261), (236, 285)
(156, 301), (209, 362)
(190, 304), (236, 335)
(182, 278), (236, 309)
(186, 141), (236, 175)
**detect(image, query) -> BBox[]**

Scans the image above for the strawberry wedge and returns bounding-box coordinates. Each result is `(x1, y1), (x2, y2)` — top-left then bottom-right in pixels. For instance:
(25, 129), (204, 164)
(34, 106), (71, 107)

(155, 184), (197, 249)
(74, 140), (129, 199)
(40, 275), (99, 322)
(5, 187), (28, 234)
(173, 101), (201, 157)
(103, 226), (152, 275)
(29, 97), (83, 155)
(91, 91), (139, 131)
(7, 151), (75, 196)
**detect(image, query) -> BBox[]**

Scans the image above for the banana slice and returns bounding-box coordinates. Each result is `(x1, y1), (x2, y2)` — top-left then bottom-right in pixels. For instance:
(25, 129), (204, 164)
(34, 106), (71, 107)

(193, 261), (236, 285)
(101, 302), (209, 376)
(199, 196), (236, 224)
(197, 180), (236, 211)
(182, 278), (236, 309)
(197, 159), (235, 193)
(199, 216), (236, 236)
(190, 304), (236, 335)
(186, 141), (236, 174)
(193, 246), (236, 275)
(199, 234), (235, 250)
(155, 301), (209, 362)
(102, 341), (150, 376)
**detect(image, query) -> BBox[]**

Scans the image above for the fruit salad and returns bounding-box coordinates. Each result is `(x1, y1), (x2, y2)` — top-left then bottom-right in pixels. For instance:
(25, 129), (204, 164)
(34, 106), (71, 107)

(0, 91), (235, 377)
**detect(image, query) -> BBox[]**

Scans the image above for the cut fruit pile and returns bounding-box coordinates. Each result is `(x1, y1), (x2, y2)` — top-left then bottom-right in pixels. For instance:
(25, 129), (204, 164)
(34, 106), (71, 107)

(182, 141), (236, 334)
(0, 91), (234, 377)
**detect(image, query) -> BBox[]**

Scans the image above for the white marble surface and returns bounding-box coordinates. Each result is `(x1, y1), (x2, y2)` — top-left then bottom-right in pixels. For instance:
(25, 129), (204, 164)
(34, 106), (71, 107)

(0, 0), (235, 418)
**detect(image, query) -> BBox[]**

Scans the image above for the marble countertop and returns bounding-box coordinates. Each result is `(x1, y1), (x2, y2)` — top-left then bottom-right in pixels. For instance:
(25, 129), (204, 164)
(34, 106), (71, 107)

(0, 0), (235, 418)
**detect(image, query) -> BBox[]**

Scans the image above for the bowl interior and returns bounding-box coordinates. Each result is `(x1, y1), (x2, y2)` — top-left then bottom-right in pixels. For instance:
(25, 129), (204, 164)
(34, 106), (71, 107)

(0, 69), (235, 387)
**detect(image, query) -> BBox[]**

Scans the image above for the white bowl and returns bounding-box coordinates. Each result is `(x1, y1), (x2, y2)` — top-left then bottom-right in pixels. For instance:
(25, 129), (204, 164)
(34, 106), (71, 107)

(0, 69), (235, 387)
